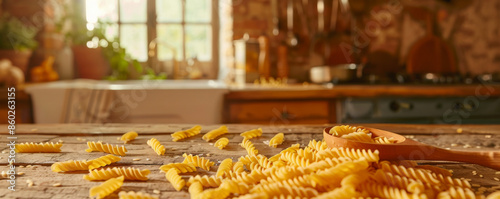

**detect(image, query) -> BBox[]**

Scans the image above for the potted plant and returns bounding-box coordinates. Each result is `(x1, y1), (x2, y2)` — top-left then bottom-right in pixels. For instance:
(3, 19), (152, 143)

(68, 15), (164, 80)
(0, 13), (38, 78)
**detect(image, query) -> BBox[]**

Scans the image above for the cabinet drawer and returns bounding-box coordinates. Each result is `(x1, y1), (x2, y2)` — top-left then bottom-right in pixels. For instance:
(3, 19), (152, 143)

(228, 100), (331, 124)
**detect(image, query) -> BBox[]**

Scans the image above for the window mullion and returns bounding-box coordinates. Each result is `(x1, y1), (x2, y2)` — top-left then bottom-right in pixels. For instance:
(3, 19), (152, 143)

(117, 0), (121, 41)
(148, 0), (157, 70)
(182, 0), (186, 61)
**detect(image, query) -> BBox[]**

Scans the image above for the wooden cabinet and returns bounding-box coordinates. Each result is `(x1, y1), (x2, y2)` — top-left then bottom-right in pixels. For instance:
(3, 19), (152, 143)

(225, 99), (336, 124)
(0, 88), (33, 124)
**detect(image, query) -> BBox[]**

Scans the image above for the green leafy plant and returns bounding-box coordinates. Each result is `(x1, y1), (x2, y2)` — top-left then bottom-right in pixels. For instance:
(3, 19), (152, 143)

(0, 14), (38, 51)
(68, 17), (164, 80)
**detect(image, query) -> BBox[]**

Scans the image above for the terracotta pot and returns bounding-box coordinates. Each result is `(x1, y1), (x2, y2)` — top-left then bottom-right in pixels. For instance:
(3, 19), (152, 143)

(0, 49), (32, 78)
(72, 46), (110, 80)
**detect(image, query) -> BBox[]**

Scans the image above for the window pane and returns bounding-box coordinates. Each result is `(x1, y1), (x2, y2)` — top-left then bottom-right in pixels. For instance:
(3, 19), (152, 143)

(87, 23), (119, 41)
(120, 24), (148, 61)
(157, 24), (184, 60)
(185, 25), (211, 61)
(86, 0), (118, 23)
(156, 0), (182, 23)
(120, 0), (147, 22)
(185, 0), (211, 23)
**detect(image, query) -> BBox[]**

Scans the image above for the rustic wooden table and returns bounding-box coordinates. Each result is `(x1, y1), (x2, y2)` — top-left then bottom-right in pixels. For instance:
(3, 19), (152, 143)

(1, 123), (499, 198)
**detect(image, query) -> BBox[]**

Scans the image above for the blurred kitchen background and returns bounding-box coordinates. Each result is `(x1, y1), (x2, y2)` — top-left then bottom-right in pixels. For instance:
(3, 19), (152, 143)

(0, 0), (499, 125)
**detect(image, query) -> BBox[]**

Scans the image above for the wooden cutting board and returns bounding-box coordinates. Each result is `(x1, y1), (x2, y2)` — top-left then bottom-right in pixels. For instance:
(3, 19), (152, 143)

(406, 14), (457, 75)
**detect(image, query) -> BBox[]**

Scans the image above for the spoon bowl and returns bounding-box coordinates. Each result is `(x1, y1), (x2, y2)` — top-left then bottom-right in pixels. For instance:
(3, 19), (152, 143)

(323, 126), (500, 170)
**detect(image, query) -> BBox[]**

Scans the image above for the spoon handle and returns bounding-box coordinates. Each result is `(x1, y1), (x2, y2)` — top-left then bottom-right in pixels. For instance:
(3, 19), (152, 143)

(391, 144), (500, 170)
(428, 147), (500, 171)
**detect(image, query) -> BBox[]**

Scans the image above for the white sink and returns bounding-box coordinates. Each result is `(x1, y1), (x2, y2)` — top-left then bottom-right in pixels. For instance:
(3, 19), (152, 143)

(25, 79), (228, 124)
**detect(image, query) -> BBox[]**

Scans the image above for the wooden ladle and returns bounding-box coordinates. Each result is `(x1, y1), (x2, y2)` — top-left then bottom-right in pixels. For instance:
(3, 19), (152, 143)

(323, 126), (500, 170)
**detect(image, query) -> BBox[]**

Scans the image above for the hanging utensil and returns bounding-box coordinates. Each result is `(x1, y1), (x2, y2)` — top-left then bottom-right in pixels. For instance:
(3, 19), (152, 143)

(406, 13), (457, 76)
(330, 0), (339, 32)
(271, 0), (279, 36)
(286, 0), (298, 47)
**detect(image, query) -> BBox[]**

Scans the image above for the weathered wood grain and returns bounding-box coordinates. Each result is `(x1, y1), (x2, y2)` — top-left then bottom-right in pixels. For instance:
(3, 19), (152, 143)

(0, 124), (499, 198)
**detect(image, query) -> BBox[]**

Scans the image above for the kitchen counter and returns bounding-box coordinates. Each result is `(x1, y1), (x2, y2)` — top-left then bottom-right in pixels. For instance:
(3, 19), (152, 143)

(227, 84), (500, 100)
(1, 123), (499, 198)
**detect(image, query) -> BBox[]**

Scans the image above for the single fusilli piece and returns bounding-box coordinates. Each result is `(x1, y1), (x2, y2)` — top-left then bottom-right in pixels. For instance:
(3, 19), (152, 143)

(371, 169), (425, 194)
(232, 161), (245, 173)
(360, 181), (426, 199)
(147, 138), (165, 155)
(118, 191), (159, 199)
(305, 157), (353, 172)
(249, 180), (319, 198)
(240, 139), (258, 156)
(165, 168), (185, 191)
(379, 161), (449, 187)
(197, 187), (231, 199)
(269, 133), (285, 148)
(120, 131), (138, 144)
(188, 181), (203, 199)
(187, 175), (223, 188)
(214, 137), (229, 150)
(416, 165), (453, 177)
(88, 154), (122, 170)
(241, 128), (263, 139)
(309, 159), (369, 188)
(171, 125), (202, 142)
(307, 140), (327, 152)
(328, 125), (360, 136)
(89, 176), (124, 199)
(220, 180), (251, 195)
(313, 185), (362, 199)
(374, 136), (397, 144)
(269, 144), (301, 162)
(341, 131), (374, 143)
(160, 163), (196, 173)
(486, 191), (500, 199)
(216, 158), (233, 177)
(316, 147), (379, 162)
(182, 153), (215, 171)
(280, 151), (311, 167)
(84, 167), (150, 181)
(202, 125), (229, 141)
(15, 142), (63, 153)
(51, 159), (92, 172)
(85, 141), (127, 156)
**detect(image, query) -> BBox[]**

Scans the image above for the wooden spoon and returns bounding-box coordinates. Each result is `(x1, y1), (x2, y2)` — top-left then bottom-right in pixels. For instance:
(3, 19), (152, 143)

(323, 126), (500, 170)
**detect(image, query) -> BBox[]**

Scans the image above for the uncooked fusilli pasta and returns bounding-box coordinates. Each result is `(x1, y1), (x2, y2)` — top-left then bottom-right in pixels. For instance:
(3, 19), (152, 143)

(147, 138), (165, 155)
(88, 154), (122, 170)
(85, 141), (127, 156)
(165, 168), (185, 191)
(216, 158), (233, 177)
(83, 167), (150, 181)
(51, 159), (92, 172)
(171, 125), (202, 141)
(159, 163), (196, 173)
(240, 139), (258, 156)
(214, 137), (229, 150)
(182, 153), (215, 171)
(203, 125), (228, 141)
(118, 191), (159, 199)
(240, 128), (263, 139)
(269, 133), (284, 148)
(120, 131), (138, 144)
(89, 176), (124, 199)
(15, 142), (63, 153)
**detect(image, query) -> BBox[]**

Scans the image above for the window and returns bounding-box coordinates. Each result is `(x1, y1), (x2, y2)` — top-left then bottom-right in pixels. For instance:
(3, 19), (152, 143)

(84, 0), (218, 79)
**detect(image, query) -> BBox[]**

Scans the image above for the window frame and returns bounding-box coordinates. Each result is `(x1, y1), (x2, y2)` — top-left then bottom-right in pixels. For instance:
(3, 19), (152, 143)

(81, 0), (219, 79)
